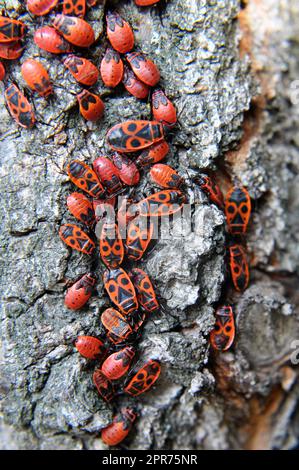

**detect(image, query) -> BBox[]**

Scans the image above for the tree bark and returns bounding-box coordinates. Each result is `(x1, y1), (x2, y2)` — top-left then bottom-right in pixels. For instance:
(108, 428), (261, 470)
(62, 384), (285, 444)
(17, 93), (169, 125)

(0, 0), (299, 450)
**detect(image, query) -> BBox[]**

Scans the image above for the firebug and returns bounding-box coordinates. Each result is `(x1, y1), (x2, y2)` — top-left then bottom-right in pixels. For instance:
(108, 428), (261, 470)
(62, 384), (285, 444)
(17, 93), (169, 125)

(0, 15), (27, 43)
(111, 153), (140, 186)
(93, 197), (116, 222)
(117, 197), (136, 235)
(132, 189), (186, 217)
(124, 359), (161, 396)
(27, 0), (58, 16)
(77, 90), (105, 121)
(101, 408), (137, 446)
(0, 41), (23, 60)
(150, 164), (183, 189)
(34, 26), (73, 54)
(123, 64), (149, 99)
(53, 14), (95, 48)
(106, 120), (164, 153)
(93, 369), (115, 402)
(59, 223), (95, 254)
(129, 268), (159, 313)
(21, 59), (53, 98)
(210, 306), (235, 352)
(194, 174), (224, 209)
(135, 0), (160, 5)
(126, 216), (154, 261)
(67, 160), (105, 198)
(225, 186), (251, 234)
(103, 267), (138, 316)
(0, 62), (5, 81)
(125, 51), (160, 87)
(229, 244), (249, 292)
(101, 346), (135, 381)
(64, 55), (99, 86)
(93, 156), (122, 194)
(152, 89), (177, 127)
(101, 308), (133, 345)
(100, 48), (124, 88)
(5, 84), (35, 128)
(75, 335), (106, 360)
(63, 0), (86, 18)
(99, 220), (124, 268)
(66, 192), (95, 226)
(135, 140), (169, 168)
(106, 11), (134, 54)
(65, 272), (97, 310)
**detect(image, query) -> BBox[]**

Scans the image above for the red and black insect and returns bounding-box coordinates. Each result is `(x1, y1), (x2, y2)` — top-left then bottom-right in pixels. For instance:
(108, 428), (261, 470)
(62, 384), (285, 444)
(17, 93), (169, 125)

(67, 192), (95, 226)
(59, 223), (95, 254)
(99, 221), (124, 268)
(0, 62), (5, 81)
(106, 11), (134, 54)
(77, 90), (105, 121)
(106, 120), (164, 153)
(131, 310), (147, 332)
(150, 164), (183, 189)
(135, 140), (169, 168)
(229, 244), (249, 292)
(34, 26), (73, 54)
(21, 59), (53, 98)
(101, 346), (135, 380)
(135, 0), (160, 5)
(64, 55), (98, 86)
(129, 274), (157, 319)
(100, 48), (124, 88)
(123, 65), (149, 99)
(0, 41), (23, 60)
(130, 268), (159, 313)
(27, 0), (58, 16)
(225, 186), (251, 234)
(93, 197), (116, 222)
(93, 156), (122, 194)
(103, 268), (138, 316)
(117, 197), (135, 235)
(93, 369), (115, 402)
(101, 308), (133, 345)
(111, 153), (140, 186)
(210, 306), (235, 352)
(75, 335), (106, 359)
(125, 52), (160, 87)
(152, 89), (177, 127)
(126, 216), (154, 261)
(194, 174), (224, 209)
(63, 0), (86, 18)
(0, 15), (27, 43)
(124, 359), (161, 396)
(53, 14), (95, 47)
(133, 190), (186, 217)
(65, 272), (96, 309)
(67, 160), (105, 198)
(101, 408), (137, 447)
(5, 84), (35, 129)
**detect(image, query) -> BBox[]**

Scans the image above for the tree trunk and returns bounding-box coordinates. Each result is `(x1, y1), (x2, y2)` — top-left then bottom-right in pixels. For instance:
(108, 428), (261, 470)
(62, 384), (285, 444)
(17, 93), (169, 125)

(1, 0), (299, 450)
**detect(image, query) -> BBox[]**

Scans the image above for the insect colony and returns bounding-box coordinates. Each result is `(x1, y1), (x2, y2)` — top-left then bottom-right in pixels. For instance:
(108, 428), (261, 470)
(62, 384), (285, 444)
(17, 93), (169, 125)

(0, 0), (252, 447)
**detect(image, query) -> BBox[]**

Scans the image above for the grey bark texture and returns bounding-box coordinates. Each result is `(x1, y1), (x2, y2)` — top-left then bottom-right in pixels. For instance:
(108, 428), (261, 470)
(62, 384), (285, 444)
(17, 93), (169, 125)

(1, 0), (299, 450)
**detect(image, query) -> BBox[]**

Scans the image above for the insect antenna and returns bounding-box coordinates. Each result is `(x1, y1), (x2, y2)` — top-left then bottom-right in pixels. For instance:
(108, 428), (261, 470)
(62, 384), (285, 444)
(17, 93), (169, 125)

(49, 157), (68, 175)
